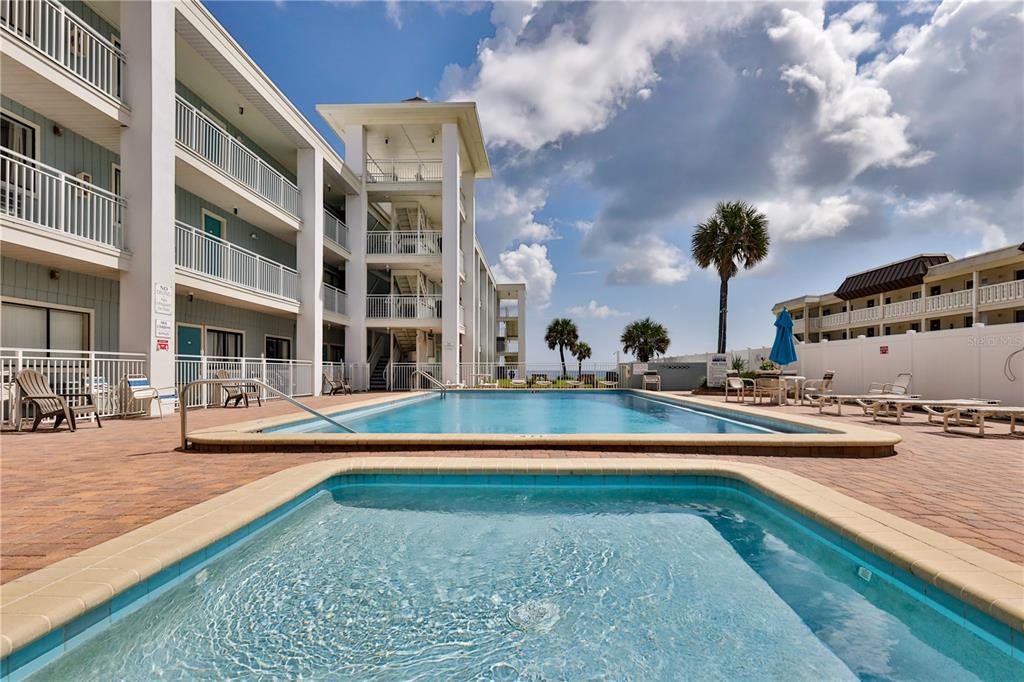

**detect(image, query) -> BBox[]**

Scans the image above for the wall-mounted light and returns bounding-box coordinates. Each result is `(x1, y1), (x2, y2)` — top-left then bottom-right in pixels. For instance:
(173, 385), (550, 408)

(327, 184), (332, 193)
(238, 105), (244, 115)
(250, 232), (258, 240)
(187, 292), (195, 302)
(49, 269), (60, 280)
(384, 137), (389, 145)
(52, 125), (63, 137)
(233, 207), (239, 216)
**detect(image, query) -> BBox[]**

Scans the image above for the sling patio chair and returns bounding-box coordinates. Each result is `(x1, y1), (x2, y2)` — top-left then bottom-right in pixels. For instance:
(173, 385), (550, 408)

(121, 374), (178, 418)
(215, 369), (262, 408)
(800, 371), (836, 405)
(14, 368), (100, 432)
(323, 372), (353, 395)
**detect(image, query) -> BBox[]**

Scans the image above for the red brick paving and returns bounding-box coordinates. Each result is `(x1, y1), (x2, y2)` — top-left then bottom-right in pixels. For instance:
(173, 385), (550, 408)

(1, 392), (1021, 582)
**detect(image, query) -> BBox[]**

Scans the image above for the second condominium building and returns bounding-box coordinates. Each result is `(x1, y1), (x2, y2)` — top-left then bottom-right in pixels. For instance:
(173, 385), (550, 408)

(0, 0), (526, 398)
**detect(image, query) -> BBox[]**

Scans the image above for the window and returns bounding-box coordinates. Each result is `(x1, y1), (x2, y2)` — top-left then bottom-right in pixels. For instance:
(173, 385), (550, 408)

(930, 285), (942, 296)
(0, 302), (89, 350)
(841, 305), (848, 313)
(866, 299), (875, 308)
(930, 319), (941, 331)
(822, 333), (831, 341)
(841, 332), (847, 340)
(1, 112), (37, 158)
(206, 329), (243, 358)
(910, 323), (920, 332)
(111, 164), (121, 196)
(323, 344), (344, 362)
(823, 308), (831, 316)
(1016, 310), (1024, 323)
(964, 279), (974, 290)
(867, 328), (876, 337)
(884, 327), (892, 336)
(884, 297), (891, 305)
(911, 291), (921, 300)
(964, 315), (973, 328)
(323, 268), (345, 290)
(1015, 269), (1024, 281)
(265, 336), (291, 360)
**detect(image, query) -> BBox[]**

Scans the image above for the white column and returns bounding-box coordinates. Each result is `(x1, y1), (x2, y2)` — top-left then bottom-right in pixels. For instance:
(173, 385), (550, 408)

(971, 270), (979, 322)
(297, 147), (323, 392)
(440, 123), (461, 382)
(344, 125), (368, 366)
(460, 170), (477, 367)
(118, 0), (175, 414)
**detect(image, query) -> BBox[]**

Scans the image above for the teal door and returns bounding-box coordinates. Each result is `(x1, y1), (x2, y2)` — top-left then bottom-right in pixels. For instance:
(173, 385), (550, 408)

(177, 325), (202, 356)
(202, 213), (223, 277)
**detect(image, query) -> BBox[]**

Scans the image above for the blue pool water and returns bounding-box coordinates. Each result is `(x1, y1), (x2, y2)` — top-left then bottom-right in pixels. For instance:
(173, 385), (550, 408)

(271, 390), (814, 435)
(26, 480), (1021, 681)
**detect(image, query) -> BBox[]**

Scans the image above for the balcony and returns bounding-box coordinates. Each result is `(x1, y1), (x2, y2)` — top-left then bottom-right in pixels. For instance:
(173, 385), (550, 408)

(1, 147), (124, 249)
(366, 294), (441, 320)
(849, 306), (882, 325)
(819, 311), (849, 330)
(978, 280), (1024, 306)
(882, 298), (923, 320)
(322, 282), (347, 317)
(365, 158), (442, 184)
(497, 338), (520, 354)
(175, 220), (298, 301)
(175, 96), (300, 220)
(324, 209), (349, 251)
(499, 305), (519, 318)
(366, 230), (442, 256)
(459, 247), (465, 278)
(1, 0), (125, 104)
(925, 289), (973, 315)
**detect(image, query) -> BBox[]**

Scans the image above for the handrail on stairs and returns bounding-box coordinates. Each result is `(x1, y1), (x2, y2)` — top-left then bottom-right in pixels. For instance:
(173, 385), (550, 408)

(411, 369), (447, 393)
(179, 378), (357, 449)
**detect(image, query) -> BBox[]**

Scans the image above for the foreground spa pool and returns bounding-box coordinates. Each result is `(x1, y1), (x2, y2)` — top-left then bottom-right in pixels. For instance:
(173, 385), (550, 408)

(21, 478), (1022, 681)
(268, 390), (819, 435)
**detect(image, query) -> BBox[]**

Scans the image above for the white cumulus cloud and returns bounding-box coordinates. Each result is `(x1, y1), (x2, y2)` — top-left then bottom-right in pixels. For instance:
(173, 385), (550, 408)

(567, 299), (628, 319)
(491, 243), (558, 309)
(607, 236), (690, 286)
(761, 193), (868, 241)
(475, 183), (556, 244)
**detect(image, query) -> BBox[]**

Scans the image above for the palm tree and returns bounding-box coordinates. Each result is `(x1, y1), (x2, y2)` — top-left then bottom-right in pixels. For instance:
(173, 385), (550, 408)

(620, 318), (670, 363)
(545, 318), (579, 377)
(573, 341), (592, 377)
(691, 201), (770, 353)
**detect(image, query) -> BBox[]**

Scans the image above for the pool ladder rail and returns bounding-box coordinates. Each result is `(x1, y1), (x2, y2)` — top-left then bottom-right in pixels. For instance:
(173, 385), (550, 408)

(179, 378), (357, 449)
(410, 369), (448, 396)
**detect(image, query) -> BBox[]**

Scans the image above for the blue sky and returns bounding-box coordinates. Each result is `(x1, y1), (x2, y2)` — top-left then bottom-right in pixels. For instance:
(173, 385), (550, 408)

(207, 1), (1023, 364)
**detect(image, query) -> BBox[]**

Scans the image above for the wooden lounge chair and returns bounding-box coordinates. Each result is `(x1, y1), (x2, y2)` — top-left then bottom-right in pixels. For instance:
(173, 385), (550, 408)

(939, 405), (1023, 437)
(323, 372), (353, 395)
(14, 369), (100, 431)
(215, 369), (262, 408)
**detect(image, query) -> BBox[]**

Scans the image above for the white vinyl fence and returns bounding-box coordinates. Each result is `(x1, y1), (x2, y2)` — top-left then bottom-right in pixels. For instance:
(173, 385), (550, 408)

(323, 362), (369, 392)
(2, 348), (147, 426)
(175, 355), (314, 408)
(388, 362), (443, 391)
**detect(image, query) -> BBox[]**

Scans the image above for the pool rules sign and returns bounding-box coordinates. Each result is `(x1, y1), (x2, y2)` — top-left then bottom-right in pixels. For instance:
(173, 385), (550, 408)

(707, 354), (728, 388)
(154, 283), (173, 351)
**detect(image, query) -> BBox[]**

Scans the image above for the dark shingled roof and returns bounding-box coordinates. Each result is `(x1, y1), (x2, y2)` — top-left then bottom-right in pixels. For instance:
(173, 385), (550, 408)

(835, 254), (952, 300)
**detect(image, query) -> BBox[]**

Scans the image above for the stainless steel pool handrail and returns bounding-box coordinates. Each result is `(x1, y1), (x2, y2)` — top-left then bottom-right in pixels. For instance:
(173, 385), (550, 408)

(410, 369), (447, 393)
(179, 378), (357, 449)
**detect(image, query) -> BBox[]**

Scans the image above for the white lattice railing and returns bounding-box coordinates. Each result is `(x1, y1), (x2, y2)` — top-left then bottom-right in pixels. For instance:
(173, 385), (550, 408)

(365, 158), (442, 183)
(322, 282), (347, 316)
(366, 294), (442, 319)
(1, 0), (125, 102)
(324, 209), (349, 250)
(1, 147), (124, 248)
(2, 348), (147, 424)
(978, 280), (1024, 306)
(883, 298), (923, 319)
(175, 221), (299, 301)
(849, 306), (882, 325)
(323, 362), (369, 392)
(175, 96), (300, 218)
(175, 355), (313, 408)
(818, 311), (849, 330)
(925, 289), (973, 314)
(366, 230), (442, 256)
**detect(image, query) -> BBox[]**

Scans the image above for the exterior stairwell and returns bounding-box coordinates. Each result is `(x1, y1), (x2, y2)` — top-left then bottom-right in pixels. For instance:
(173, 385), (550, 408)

(369, 355), (390, 391)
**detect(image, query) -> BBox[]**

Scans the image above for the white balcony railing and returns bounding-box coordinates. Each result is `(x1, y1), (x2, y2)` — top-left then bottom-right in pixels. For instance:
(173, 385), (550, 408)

(925, 289), (973, 314)
(807, 318), (821, 332)
(366, 230), (442, 256)
(792, 318), (805, 334)
(1, 147), (124, 248)
(819, 311), (849, 330)
(324, 209), (349, 250)
(175, 355), (314, 408)
(175, 221), (299, 301)
(459, 247), (465, 277)
(323, 361), (369, 392)
(175, 96), (300, 218)
(458, 304), (465, 328)
(978, 280), (1024, 306)
(883, 299), (922, 319)
(366, 294), (442, 319)
(849, 306), (882, 325)
(322, 282), (347, 316)
(1, 0), (125, 102)
(365, 158), (442, 183)
(499, 306), (519, 318)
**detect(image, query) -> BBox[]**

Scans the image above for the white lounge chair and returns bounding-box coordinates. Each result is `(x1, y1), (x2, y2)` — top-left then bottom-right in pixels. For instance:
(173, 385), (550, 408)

(510, 378), (528, 389)
(800, 371), (835, 405)
(813, 392), (921, 416)
(939, 405), (1023, 437)
(866, 398), (1000, 425)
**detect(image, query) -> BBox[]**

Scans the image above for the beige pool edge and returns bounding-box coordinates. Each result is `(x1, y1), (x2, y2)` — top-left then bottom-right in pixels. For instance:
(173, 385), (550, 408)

(1, 457), (1021, 660)
(186, 390), (902, 456)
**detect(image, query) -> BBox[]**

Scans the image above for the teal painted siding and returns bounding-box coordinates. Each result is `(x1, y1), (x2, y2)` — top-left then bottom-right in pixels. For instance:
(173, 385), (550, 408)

(0, 257), (120, 351)
(175, 296), (296, 358)
(175, 187), (296, 268)
(60, 1), (119, 42)
(2, 96), (120, 190)
(175, 82), (296, 183)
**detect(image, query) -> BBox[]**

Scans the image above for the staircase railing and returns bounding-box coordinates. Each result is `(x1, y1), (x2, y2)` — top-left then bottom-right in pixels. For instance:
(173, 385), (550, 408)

(179, 378), (356, 449)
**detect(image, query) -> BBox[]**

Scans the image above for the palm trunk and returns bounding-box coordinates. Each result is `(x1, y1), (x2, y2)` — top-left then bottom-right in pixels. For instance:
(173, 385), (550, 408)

(718, 277), (729, 354)
(559, 345), (567, 377)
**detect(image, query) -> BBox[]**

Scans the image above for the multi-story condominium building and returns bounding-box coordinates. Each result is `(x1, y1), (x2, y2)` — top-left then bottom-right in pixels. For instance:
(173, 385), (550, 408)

(496, 283), (526, 366)
(0, 0), (523, 407)
(772, 245), (1024, 343)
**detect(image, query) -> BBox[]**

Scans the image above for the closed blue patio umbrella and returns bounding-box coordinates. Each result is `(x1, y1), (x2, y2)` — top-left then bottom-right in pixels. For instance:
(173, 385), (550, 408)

(769, 308), (799, 367)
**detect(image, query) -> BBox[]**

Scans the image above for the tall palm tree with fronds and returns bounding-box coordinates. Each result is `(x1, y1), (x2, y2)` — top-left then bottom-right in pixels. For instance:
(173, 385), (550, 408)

(620, 318), (670, 363)
(691, 201), (770, 353)
(545, 318), (579, 377)
(573, 341), (592, 377)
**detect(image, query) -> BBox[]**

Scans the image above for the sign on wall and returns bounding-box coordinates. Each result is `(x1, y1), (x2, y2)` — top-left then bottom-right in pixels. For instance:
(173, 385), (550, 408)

(153, 283), (173, 316)
(155, 318), (172, 340)
(706, 354), (729, 388)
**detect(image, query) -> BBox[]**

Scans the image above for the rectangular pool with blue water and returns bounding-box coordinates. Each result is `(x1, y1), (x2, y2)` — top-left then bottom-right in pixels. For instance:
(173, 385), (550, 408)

(15, 476), (1022, 681)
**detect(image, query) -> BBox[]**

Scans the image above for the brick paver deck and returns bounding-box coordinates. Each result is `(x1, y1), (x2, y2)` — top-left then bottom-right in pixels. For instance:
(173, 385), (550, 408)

(2, 392), (1021, 582)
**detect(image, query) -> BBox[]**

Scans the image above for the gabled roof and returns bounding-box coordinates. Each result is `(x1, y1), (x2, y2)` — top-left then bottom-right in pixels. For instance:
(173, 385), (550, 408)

(835, 254), (952, 300)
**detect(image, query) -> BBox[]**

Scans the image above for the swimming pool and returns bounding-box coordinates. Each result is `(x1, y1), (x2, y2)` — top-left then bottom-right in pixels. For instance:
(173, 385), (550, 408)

(16, 476), (1022, 681)
(269, 390), (819, 435)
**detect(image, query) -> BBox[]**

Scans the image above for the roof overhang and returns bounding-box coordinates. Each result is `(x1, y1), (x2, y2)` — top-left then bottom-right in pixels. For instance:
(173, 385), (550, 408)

(835, 254), (952, 300)
(317, 102), (492, 179)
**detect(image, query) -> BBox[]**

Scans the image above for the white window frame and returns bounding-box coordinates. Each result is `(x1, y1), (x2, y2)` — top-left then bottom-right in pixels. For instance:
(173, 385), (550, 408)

(204, 325), (246, 358)
(263, 334), (293, 360)
(0, 108), (41, 159)
(1, 296), (95, 351)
